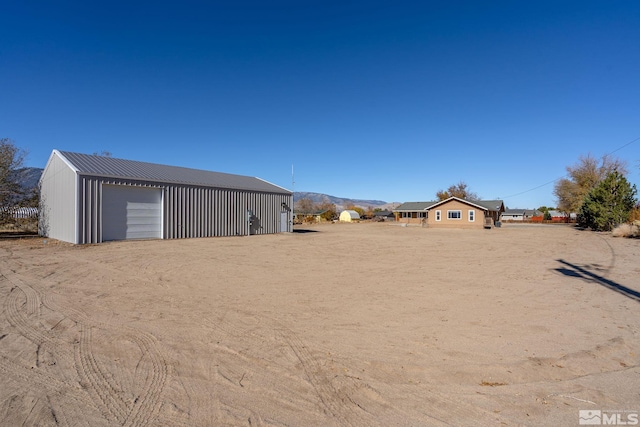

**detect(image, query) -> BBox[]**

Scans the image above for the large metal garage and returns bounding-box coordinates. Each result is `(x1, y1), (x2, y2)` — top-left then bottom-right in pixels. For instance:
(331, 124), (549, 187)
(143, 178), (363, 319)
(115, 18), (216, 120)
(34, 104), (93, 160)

(39, 150), (293, 244)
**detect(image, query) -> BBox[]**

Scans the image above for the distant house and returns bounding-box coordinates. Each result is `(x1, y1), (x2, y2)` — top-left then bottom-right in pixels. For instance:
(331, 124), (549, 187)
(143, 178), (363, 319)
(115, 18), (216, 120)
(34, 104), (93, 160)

(548, 210), (577, 223)
(372, 210), (396, 222)
(339, 210), (361, 222)
(394, 198), (505, 229)
(501, 209), (542, 222)
(294, 210), (329, 223)
(524, 209), (542, 220)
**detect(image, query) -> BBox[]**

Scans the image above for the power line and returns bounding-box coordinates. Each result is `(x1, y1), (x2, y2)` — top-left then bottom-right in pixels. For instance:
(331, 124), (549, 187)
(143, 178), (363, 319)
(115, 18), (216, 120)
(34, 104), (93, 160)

(605, 134), (640, 156)
(501, 177), (564, 199)
(501, 134), (640, 200)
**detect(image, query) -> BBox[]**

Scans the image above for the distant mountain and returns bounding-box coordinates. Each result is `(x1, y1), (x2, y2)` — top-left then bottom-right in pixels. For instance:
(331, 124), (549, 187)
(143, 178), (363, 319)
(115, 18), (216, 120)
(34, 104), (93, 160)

(294, 192), (400, 211)
(12, 167), (43, 190)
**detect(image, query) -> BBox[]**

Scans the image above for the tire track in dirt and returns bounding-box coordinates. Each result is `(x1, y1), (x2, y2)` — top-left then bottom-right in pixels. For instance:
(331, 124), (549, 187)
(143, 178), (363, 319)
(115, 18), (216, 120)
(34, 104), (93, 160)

(0, 353), (98, 412)
(203, 312), (375, 425)
(4, 286), (75, 365)
(2, 251), (505, 426)
(75, 325), (130, 423)
(1, 272), (101, 425)
(4, 253), (171, 425)
(44, 288), (170, 427)
(275, 326), (366, 426)
(1, 265), (170, 427)
(47, 394), (71, 427)
(120, 331), (168, 427)
(4, 270), (41, 317)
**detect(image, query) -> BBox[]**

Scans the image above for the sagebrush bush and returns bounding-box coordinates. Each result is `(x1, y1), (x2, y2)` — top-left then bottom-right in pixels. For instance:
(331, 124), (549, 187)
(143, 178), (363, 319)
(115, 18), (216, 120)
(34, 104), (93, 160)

(612, 223), (639, 238)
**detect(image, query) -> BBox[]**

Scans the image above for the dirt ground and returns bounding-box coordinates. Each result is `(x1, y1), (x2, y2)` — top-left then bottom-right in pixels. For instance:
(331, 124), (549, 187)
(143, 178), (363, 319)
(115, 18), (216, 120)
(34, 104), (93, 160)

(0, 222), (638, 426)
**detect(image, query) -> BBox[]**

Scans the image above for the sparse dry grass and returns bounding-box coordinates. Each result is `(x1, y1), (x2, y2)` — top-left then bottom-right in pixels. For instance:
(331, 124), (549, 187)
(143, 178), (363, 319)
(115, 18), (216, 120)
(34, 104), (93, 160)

(612, 222), (640, 238)
(0, 218), (38, 235)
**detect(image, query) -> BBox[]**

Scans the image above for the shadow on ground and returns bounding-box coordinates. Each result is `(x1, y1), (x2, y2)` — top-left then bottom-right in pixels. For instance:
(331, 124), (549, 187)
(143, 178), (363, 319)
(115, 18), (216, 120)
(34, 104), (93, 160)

(555, 258), (640, 302)
(0, 231), (39, 240)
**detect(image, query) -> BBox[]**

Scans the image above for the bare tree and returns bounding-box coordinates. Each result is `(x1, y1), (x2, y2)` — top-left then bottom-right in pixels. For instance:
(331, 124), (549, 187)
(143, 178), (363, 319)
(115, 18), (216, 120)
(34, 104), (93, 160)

(0, 138), (28, 206)
(294, 197), (315, 214)
(436, 181), (480, 201)
(554, 154), (627, 214)
(345, 204), (364, 217)
(0, 138), (31, 225)
(316, 198), (337, 221)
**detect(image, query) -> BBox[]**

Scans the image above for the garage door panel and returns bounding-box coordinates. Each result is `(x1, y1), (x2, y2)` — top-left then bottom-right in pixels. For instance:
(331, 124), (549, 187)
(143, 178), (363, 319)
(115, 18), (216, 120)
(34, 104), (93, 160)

(102, 185), (162, 241)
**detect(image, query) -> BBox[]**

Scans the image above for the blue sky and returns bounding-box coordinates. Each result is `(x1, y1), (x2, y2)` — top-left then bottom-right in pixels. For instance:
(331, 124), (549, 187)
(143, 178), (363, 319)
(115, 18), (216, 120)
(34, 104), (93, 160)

(2, 1), (639, 208)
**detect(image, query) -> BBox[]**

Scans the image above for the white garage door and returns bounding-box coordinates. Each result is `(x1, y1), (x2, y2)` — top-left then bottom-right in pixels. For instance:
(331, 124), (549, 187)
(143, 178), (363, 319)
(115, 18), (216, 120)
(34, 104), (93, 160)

(102, 185), (162, 241)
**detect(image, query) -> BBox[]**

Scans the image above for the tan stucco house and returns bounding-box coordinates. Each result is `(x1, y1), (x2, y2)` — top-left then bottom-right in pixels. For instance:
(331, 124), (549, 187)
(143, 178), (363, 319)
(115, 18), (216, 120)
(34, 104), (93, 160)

(394, 197), (505, 229)
(425, 197), (504, 229)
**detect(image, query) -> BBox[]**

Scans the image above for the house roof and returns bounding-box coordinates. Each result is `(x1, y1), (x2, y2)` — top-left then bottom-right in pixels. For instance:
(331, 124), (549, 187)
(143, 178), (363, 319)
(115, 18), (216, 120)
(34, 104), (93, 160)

(393, 201), (439, 211)
(373, 210), (394, 217)
(295, 210), (328, 216)
(468, 199), (505, 212)
(503, 209), (526, 215)
(53, 150), (291, 194)
(424, 197), (505, 212)
(503, 209), (541, 216)
(394, 198), (505, 212)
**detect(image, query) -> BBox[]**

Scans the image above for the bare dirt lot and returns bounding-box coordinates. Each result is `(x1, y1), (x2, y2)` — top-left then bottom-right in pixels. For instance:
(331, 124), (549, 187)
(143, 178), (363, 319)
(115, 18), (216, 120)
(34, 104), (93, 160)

(0, 222), (638, 426)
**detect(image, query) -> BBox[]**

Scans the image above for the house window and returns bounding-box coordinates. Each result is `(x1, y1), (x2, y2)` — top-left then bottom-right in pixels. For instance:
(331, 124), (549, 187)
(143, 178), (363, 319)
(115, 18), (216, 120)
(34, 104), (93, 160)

(447, 210), (461, 220)
(418, 212), (426, 218)
(436, 210), (441, 221)
(469, 210), (475, 222)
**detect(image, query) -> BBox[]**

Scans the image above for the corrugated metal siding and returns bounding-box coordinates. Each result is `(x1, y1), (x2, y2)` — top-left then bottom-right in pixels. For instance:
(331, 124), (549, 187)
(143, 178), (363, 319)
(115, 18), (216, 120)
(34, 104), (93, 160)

(76, 175), (291, 243)
(40, 153), (78, 243)
(163, 185), (290, 239)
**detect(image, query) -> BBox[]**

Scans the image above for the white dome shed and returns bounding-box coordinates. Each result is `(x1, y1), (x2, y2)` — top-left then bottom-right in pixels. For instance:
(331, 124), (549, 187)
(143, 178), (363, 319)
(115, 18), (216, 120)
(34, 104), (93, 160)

(339, 210), (361, 222)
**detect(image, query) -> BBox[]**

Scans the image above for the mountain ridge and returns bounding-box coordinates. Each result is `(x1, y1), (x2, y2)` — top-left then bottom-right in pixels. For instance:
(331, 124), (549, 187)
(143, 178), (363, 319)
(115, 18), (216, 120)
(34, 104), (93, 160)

(12, 167), (43, 190)
(294, 191), (400, 211)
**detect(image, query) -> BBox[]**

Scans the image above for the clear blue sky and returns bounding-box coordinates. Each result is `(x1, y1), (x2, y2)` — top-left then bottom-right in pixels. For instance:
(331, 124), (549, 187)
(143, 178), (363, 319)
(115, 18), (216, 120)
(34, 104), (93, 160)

(2, 1), (639, 208)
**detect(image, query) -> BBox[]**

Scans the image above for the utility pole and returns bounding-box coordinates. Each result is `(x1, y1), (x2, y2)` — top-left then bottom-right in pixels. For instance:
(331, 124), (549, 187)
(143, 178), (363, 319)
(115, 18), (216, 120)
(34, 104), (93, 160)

(291, 164), (295, 224)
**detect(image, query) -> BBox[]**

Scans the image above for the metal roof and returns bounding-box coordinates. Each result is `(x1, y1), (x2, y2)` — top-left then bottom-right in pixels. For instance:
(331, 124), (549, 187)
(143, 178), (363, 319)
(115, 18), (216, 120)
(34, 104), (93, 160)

(373, 210), (394, 216)
(393, 201), (439, 211)
(466, 199), (505, 212)
(56, 150), (291, 194)
(395, 198), (505, 212)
